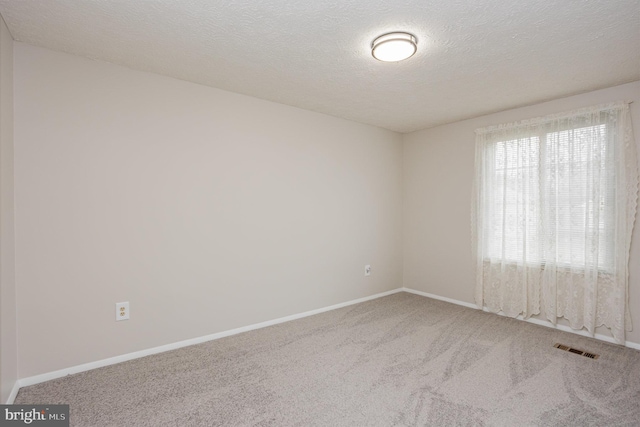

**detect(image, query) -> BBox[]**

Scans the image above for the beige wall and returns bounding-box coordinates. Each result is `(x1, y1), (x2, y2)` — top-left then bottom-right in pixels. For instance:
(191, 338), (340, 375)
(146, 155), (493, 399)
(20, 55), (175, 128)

(13, 43), (403, 378)
(403, 81), (640, 344)
(0, 14), (17, 403)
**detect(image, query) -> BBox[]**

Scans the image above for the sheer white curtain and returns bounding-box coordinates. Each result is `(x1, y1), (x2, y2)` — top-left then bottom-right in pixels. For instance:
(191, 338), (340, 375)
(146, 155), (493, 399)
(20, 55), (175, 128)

(472, 101), (638, 343)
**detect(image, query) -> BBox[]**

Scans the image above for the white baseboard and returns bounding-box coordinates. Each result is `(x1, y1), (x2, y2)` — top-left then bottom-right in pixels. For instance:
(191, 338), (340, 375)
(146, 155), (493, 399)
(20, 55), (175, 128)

(403, 288), (479, 309)
(402, 287), (640, 350)
(16, 288), (404, 390)
(5, 381), (20, 404)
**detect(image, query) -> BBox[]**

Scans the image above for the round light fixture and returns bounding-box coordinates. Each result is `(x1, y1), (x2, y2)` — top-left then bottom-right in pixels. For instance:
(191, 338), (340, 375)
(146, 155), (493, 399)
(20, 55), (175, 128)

(371, 32), (417, 62)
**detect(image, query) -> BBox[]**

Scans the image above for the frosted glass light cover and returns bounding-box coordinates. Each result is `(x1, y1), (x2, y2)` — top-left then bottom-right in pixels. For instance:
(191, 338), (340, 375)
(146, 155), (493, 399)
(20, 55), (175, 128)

(371, 32), (417, 62)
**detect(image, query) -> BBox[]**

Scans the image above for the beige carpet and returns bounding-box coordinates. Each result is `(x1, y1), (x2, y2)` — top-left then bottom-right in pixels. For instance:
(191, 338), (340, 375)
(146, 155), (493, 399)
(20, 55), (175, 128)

(15, 292), (640, 426)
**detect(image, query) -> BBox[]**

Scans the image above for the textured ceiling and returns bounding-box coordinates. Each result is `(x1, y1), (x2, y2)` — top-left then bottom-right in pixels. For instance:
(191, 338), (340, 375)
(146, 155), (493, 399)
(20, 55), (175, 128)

(0, 0), (639, 133)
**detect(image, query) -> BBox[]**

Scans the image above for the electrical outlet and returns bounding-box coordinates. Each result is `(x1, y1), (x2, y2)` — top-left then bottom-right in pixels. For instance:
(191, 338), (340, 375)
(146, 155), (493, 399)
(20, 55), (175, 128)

(365, 265), (371, 276)
(116, 302), (130, 321)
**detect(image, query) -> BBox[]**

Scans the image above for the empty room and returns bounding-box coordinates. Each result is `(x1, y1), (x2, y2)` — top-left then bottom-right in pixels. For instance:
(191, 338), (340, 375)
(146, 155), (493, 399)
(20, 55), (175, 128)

(1, 1), (639, 425)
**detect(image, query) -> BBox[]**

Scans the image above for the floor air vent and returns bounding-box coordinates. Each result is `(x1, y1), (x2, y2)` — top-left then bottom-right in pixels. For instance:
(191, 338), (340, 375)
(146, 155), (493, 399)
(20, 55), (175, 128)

(554, 343), (599, 359)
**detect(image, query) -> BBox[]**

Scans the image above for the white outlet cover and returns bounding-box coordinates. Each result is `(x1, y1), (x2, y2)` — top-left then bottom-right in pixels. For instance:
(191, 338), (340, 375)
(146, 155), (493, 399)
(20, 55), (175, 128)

(116, 301), (130, 321)
(365, 265), (371, 276)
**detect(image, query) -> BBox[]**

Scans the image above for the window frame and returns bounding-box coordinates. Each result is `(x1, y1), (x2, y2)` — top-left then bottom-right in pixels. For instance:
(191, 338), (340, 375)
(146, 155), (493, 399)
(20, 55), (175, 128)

(481, 122), (615, 273)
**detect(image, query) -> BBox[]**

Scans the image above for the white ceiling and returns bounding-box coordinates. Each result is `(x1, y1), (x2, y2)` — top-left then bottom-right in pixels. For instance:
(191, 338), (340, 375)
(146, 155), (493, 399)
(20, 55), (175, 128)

(0, 0), (638, 133)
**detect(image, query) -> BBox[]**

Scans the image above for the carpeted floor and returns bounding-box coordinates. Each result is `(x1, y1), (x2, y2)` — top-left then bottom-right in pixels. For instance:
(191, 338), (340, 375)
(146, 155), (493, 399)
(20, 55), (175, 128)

(15, 292), (640, 426)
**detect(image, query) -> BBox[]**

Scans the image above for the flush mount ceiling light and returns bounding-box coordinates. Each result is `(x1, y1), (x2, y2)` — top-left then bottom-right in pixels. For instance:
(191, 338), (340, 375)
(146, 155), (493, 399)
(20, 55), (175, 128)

(371, 32), (417, 62)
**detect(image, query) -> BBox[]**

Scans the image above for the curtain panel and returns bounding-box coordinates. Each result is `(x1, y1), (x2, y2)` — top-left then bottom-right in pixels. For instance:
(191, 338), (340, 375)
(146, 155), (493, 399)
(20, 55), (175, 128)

(472, 101), (638, 343)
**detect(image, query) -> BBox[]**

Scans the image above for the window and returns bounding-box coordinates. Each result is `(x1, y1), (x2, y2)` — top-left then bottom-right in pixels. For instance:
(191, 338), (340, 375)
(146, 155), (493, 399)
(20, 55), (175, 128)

(472, 101), (638, 344)
(484, 124), (613, 270)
